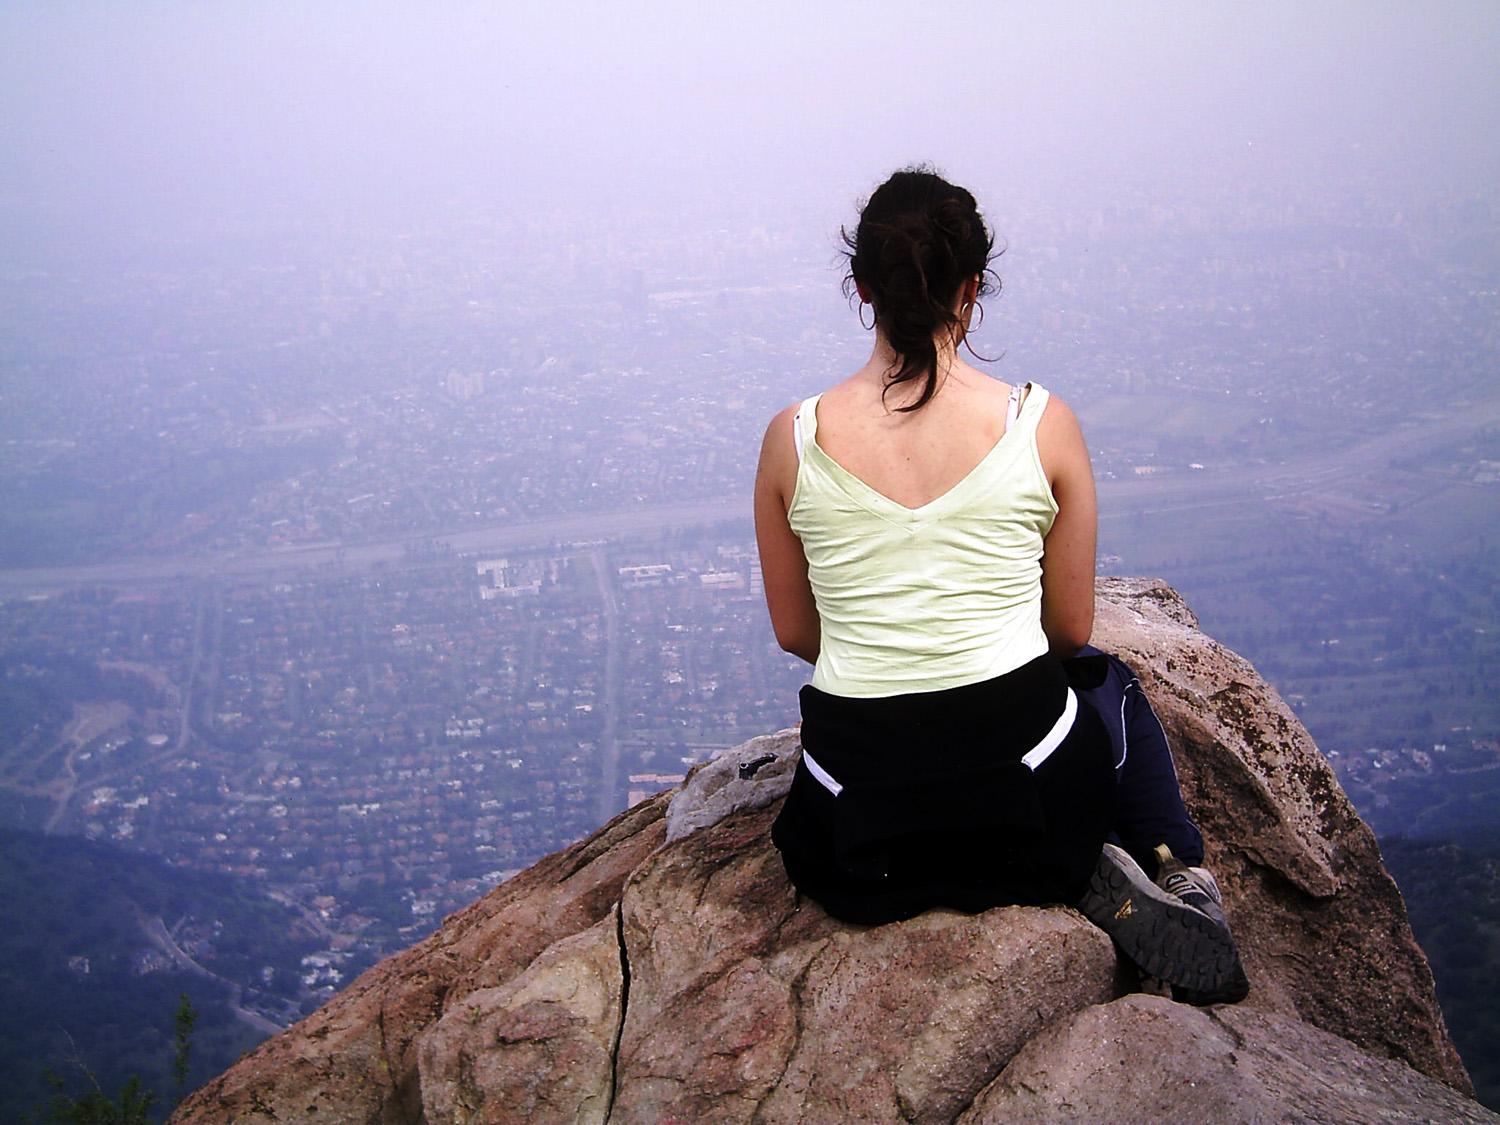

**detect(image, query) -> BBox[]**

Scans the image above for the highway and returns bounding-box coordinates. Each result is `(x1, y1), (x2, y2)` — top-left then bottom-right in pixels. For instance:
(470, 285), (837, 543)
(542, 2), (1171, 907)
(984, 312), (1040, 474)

(0, 396), (1495, 597)
(0, 499), (743, 595)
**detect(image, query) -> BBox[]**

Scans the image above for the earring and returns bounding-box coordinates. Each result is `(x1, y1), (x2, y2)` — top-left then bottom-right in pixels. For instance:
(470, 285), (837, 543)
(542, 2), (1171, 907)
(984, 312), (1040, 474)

(964, 300), (985, 332)
(859, 302), (875, 331)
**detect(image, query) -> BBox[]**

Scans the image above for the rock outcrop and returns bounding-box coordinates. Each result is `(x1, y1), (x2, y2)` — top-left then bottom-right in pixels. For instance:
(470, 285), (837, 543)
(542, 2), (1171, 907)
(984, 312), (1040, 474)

(172, 579), (1489, 1123)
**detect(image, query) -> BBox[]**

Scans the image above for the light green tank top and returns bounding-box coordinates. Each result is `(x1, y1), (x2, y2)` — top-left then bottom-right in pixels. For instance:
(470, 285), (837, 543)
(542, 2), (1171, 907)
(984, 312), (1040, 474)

(788, 383), (1059, 698)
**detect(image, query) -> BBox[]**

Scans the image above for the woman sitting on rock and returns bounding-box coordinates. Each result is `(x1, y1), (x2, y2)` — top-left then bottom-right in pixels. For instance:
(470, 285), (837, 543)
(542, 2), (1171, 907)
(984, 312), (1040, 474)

(753, 166), (1247, 1004)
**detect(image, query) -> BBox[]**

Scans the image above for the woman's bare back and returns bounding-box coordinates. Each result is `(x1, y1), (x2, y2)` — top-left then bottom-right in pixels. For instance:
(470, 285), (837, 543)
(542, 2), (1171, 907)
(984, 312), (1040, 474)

(811, 360), (1023, 511)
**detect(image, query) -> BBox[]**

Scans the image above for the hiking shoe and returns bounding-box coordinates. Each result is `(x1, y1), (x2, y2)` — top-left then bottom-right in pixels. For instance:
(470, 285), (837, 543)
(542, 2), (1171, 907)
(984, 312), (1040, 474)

(1153, 844), (1249, 1005)
(1078, 843), (1248, 1004)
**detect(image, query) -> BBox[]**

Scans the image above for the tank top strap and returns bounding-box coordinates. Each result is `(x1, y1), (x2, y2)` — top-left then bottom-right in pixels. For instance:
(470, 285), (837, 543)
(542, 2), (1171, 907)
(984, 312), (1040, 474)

(1010, 382), (1049, 434)
(1005, 383), (1024, 433)
(792, 393), (822, 465)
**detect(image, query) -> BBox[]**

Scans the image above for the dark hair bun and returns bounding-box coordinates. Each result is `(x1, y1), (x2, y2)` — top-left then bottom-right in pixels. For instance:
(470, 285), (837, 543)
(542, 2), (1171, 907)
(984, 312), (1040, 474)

(843, 166), (998, 411)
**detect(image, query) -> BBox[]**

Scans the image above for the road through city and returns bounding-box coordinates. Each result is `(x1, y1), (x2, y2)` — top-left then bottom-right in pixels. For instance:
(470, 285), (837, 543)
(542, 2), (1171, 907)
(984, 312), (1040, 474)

(1, 397), (1495, 597)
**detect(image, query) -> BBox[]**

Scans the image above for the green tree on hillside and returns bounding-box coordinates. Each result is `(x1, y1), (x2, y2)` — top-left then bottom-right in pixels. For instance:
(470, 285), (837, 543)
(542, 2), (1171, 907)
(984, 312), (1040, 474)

(34, 1072), (154, 1125)
(26, 996), (197, 1125)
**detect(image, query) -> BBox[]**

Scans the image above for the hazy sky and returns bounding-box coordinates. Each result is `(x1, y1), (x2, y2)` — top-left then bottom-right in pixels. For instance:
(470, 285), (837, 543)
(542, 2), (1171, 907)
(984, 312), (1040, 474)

(3, 1), (1499, 247)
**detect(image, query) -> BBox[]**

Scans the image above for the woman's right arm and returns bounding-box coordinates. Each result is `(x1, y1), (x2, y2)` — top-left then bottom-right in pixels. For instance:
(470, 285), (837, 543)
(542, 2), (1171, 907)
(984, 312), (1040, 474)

(1036, 395), (1098, 658)
(754, 405), (821, 665)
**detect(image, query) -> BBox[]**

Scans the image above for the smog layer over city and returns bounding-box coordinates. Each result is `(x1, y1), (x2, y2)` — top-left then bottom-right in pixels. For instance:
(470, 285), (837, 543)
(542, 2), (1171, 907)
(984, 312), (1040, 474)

(2, 1), (1497, 1115)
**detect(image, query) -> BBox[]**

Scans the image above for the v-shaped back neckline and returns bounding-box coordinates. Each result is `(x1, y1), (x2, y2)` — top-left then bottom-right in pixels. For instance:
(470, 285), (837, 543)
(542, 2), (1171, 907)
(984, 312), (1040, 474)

(805, 385), (1040, 519)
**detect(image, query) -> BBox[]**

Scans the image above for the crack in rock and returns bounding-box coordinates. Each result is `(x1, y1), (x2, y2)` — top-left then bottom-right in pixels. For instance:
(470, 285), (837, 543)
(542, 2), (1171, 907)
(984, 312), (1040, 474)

(603, 903), (632, 1123)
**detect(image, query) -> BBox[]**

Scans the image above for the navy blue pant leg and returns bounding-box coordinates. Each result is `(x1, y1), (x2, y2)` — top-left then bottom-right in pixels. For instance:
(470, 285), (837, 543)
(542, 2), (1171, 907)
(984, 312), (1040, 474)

(1067, 645), (1205, 877)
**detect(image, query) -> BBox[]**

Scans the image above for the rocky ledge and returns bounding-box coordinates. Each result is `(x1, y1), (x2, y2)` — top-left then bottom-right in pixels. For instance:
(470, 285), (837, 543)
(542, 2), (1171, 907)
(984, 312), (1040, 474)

(172, 578), (1493, 1123)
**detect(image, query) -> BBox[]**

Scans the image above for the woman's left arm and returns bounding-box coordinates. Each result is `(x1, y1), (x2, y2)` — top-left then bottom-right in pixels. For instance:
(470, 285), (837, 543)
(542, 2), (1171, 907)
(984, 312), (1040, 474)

(754, 405), (821, 665)
(1036, 394), (1098, 658)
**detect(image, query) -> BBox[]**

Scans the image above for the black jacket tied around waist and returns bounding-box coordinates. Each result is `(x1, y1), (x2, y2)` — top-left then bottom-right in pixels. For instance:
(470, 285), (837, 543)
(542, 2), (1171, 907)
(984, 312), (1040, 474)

(771, 654), (1117, 925)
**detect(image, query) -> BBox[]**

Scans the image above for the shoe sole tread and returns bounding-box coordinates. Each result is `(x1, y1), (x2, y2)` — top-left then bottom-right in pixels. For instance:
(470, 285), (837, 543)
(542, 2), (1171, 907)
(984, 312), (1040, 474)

(1079, 850), (1249, 1002)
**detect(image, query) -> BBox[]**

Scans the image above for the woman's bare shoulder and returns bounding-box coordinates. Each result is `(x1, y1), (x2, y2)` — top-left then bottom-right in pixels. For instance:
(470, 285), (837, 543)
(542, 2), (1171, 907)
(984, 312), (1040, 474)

(1036, 386), (1081, 429)
(1035, 390), (1090, 480)
(755, 403), (803, 511)
(760, 402), (801, 458)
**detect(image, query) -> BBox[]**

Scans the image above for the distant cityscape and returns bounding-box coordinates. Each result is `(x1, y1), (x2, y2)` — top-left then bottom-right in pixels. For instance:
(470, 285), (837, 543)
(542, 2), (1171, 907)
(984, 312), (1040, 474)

(1, 532), (805, 1008)
(4, 185), (1494, 570)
